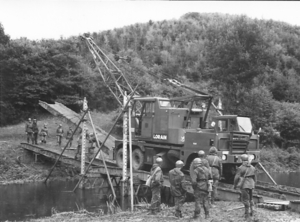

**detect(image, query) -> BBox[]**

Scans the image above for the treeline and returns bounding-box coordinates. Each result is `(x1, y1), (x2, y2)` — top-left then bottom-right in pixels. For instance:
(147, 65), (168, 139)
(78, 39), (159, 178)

(1, 13), (300, 147)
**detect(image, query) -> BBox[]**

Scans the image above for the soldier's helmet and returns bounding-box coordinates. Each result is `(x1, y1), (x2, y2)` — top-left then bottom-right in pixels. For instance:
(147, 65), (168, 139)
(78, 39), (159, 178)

(155, 157), (163, 164)
(193, 158), (202, 166)
(209, 146), (217, 154)
(59, 124), (62, 127)
(241, 154), (249, 161)
(175, 160), (184, 168)
(198, 150), (205, 157)
(28, 118), (32, 121)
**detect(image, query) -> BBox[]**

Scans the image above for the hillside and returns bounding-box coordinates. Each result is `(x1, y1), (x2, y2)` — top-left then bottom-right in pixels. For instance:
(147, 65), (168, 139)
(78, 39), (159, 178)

(1, 12), (300, 147)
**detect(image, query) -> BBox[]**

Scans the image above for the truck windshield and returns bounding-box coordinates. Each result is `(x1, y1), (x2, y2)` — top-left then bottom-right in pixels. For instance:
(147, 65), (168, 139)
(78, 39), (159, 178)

(159, 100), (171, 108)
(236, 117), (253, 133)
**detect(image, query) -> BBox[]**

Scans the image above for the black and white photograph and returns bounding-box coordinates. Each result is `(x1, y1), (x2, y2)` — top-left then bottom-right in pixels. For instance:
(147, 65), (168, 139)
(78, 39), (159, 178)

(1, 1), (300, 221)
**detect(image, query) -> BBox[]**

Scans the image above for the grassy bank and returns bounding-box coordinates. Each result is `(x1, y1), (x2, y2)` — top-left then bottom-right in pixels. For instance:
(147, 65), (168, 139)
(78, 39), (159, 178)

(260, 146), (300, 172)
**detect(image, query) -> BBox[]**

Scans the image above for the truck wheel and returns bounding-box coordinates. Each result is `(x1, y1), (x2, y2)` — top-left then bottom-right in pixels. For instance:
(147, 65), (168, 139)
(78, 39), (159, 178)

(132, 148), (145, 170)
(116, 148), (130, 168)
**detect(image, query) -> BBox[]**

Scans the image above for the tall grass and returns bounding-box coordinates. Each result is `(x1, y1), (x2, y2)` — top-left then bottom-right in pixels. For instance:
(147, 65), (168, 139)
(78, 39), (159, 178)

(260, 146), (300, 171)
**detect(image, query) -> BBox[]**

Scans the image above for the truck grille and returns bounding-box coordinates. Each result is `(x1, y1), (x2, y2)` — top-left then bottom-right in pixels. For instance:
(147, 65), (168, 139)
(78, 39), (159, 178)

(229, 133), (250, 154)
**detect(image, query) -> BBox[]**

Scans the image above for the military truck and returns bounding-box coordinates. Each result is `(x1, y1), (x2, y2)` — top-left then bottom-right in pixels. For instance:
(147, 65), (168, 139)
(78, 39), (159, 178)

(114, 95), (260, 181)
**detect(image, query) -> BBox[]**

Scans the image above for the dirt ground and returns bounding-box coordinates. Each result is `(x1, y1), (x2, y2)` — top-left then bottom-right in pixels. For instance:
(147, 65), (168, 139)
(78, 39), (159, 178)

(27, 201), (300, 222)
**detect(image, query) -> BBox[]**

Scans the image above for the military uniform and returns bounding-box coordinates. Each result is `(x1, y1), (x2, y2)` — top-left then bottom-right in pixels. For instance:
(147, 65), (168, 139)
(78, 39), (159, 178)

(56, 126), (64, 146)
(25, 120), (33, 143)
(206, 148), (222, 204)
(149, 163), (164, 214)
(66, 128), (73, 147)
(169, 168), (186, 217)
(40, 126), (48, 143)
(32, 121), (39, 145)
(190, 158), (210, 183)
(193, 164), (211, 219)
(234, 163), (256, 218)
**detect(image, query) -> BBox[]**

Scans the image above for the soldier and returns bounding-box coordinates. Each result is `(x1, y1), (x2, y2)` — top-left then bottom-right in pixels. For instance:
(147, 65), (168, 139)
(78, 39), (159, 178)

(206, 146), (223, 206)
(56, 124), (64, 146)
(192, 158), (211, 219)
(66, 127), (74, 147)
(149, 157), (164, 215)
(40, 123), (48, 144)
(189, 150), (211, 184)
(169, 160), (186, 218)
(234, 154), (256, 219)
(32, 119), (39, 145)
(25, 118), (33, 143)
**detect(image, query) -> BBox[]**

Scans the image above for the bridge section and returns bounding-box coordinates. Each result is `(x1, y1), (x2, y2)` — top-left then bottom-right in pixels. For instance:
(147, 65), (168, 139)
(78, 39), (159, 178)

(39, 100), (116, 159)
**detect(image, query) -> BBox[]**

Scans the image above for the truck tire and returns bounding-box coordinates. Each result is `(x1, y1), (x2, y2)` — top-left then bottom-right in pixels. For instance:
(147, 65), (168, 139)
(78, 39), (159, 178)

(167, 150), (180, 164)
(132, 148), (145, 170)
(116, 148), (130, 168)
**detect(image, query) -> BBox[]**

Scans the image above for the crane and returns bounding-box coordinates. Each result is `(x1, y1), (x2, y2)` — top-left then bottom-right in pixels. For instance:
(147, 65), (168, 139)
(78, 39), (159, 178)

(79, 34), (142, 114)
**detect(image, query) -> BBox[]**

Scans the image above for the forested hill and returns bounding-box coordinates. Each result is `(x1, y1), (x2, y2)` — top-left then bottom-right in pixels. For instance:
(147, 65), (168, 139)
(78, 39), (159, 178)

(1, 12), (300, 146)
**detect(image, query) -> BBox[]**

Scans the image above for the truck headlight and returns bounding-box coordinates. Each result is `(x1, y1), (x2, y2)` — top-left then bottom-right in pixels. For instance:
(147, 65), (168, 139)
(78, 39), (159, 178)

(222, 151), (229, 160)
(249, 154), (255, 161)
(222, 154), (227, 160)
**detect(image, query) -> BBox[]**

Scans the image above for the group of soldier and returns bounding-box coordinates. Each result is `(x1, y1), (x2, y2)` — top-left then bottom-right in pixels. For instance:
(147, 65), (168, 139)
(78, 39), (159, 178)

(148, 146), (256, 220)
(25, 118), (73, 146)
(25, 118), (97, 161)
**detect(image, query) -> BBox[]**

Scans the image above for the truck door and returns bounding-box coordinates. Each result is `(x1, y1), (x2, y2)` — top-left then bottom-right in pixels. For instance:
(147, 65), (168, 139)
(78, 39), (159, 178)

(141, 102), (154, 138)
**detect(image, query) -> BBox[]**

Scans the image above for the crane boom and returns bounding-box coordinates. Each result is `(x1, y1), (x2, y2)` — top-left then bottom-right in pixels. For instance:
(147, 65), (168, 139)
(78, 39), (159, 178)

(80, 34), (134, 106)
(80, 34), (143, 114)
(165, 78), (223, 115)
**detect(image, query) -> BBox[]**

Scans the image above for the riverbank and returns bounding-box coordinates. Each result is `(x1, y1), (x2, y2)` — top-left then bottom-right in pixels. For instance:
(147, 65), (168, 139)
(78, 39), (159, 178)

(28, 201), (300, 222)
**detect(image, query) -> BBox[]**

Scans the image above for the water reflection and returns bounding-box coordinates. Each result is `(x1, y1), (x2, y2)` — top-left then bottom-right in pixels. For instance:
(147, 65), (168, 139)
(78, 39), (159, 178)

(257, 171), (300, 188)
(0, 180), (114, 221)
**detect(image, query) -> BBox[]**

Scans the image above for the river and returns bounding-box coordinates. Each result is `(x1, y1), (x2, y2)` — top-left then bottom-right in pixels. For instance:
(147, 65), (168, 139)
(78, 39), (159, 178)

(257, 171), (300, 188)
(0, 180), (122, 221)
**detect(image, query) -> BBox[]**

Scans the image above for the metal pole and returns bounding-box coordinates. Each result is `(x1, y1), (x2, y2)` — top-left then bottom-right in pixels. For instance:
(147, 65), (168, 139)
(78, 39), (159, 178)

(128, 99), (134, 212)
(122, 92), (128, 199)
(44, 109), (88, 183)
(258, 162), (277, 185)
(72, 87), (137, 192)
(81, 97), (88, 175)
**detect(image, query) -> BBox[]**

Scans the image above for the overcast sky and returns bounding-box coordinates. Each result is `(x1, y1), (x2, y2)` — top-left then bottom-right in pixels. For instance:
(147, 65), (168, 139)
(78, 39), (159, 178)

(1, 0), (300, 40)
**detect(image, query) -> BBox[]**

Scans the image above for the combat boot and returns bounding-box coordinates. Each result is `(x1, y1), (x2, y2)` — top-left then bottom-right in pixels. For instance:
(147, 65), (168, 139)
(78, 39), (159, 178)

(244, 207), (250, 219)
(193, 212), (200, 219)
(205, 212), (210, 219)
(175, 211), (182, 218)
(148, 210), (156, 215)
(250, 201), (254, 216)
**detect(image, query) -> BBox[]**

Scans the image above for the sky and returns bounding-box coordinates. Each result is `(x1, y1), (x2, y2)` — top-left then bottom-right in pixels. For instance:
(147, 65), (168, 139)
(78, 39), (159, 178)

(0, 0), (300, 40)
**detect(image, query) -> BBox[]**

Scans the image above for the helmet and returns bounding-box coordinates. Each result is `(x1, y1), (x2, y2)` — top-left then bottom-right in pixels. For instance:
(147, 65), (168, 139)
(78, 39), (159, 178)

(155, 157), (163, 164)
(198, 150), (205, 157)
(175, 160), (184, 168)
(59, 124), (62, 127)
(193, 158), (202, 165)
(209, 146), (217, 154)
(28, 118), (32, 121)
(241, 154), (249, 161)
